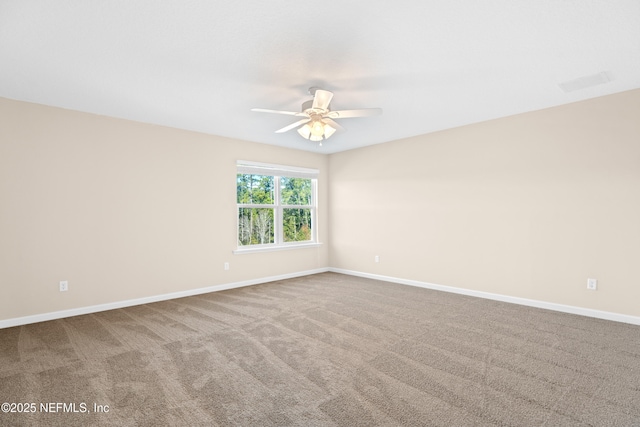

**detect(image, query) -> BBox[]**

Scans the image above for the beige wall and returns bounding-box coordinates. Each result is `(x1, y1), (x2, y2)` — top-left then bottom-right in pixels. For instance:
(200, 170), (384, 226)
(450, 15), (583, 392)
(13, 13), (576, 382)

(2, 89), (639, 323)
(0, 98), (329, 321)
(329, 90), (640, 317)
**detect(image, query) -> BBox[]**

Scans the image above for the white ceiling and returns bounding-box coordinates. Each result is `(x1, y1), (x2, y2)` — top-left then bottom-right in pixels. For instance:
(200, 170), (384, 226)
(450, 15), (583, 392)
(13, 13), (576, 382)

(1, 1), (639, 154)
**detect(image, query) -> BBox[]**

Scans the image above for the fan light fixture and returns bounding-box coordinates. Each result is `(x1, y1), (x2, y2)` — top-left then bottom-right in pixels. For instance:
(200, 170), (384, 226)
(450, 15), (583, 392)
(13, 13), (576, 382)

(297, 117), (336, 142)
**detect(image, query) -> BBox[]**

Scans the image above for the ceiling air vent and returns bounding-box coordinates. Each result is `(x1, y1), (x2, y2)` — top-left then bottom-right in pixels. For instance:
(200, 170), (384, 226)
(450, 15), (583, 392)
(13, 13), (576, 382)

(558, 71), (612, 93)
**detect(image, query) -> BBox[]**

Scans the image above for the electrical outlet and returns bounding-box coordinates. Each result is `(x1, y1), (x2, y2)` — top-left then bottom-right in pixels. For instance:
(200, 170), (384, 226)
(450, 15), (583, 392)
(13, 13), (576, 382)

(224, 262), (229, 271)
(374, 255), (380, 263)
(59, 281), (68, 292)
(587, 278), (597, 290)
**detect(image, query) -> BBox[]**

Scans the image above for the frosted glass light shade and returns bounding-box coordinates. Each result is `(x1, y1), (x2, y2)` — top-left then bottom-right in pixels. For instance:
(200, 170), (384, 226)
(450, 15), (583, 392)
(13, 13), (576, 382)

(323, 124), (336, 139)
(297, 123), (312, 139)
(310, 120), (325, 137)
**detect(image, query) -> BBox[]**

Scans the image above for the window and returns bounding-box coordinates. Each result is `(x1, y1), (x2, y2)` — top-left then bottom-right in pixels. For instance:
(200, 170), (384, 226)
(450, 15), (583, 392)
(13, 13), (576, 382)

(236, 161), (318, 252)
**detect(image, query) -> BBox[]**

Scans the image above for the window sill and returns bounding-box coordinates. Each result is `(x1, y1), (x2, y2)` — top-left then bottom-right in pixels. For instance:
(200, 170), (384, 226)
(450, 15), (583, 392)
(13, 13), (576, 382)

(233, 242), (322, 255)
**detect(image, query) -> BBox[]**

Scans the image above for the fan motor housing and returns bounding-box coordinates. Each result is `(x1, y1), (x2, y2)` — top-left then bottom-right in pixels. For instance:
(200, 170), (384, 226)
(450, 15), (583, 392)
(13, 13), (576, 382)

(301, 100), (329, 115)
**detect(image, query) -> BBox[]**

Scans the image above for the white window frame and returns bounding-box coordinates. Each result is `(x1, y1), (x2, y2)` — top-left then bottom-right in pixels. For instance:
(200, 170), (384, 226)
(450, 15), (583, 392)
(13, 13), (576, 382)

(234, 161), (320, 254)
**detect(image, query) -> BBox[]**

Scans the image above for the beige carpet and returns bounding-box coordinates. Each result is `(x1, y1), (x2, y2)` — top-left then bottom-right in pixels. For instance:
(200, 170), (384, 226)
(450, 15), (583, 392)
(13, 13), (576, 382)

(1, 272), (639, 426)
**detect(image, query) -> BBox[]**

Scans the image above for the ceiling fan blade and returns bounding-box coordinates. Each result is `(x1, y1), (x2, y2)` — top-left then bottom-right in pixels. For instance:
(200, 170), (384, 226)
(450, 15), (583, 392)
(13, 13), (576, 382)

(251, 108), (306, 117)
(275, 118), (311, 133)
(323, 118), (345, 131)
(327, 108), (382, 119)
(312, 89), (334, 111)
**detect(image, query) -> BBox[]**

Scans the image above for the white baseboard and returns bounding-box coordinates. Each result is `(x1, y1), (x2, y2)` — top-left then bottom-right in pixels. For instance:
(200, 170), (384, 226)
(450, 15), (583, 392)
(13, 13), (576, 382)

(329, 268), (640, 326)
(4, 267), (639, 329)
(0, 268), (330, 329)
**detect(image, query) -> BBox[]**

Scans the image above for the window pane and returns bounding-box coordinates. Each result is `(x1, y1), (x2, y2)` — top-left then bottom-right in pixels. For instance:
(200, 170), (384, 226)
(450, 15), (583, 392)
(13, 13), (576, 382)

(283, 208), (312, 242)
(238, 208), (275, 245)
(280, 177), (311, 205)
(237, 174), (274, 204)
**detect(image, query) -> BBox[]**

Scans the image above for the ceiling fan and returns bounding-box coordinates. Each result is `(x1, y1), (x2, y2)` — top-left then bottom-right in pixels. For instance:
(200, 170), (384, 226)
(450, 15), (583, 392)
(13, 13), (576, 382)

(251, 87), (382, 146)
